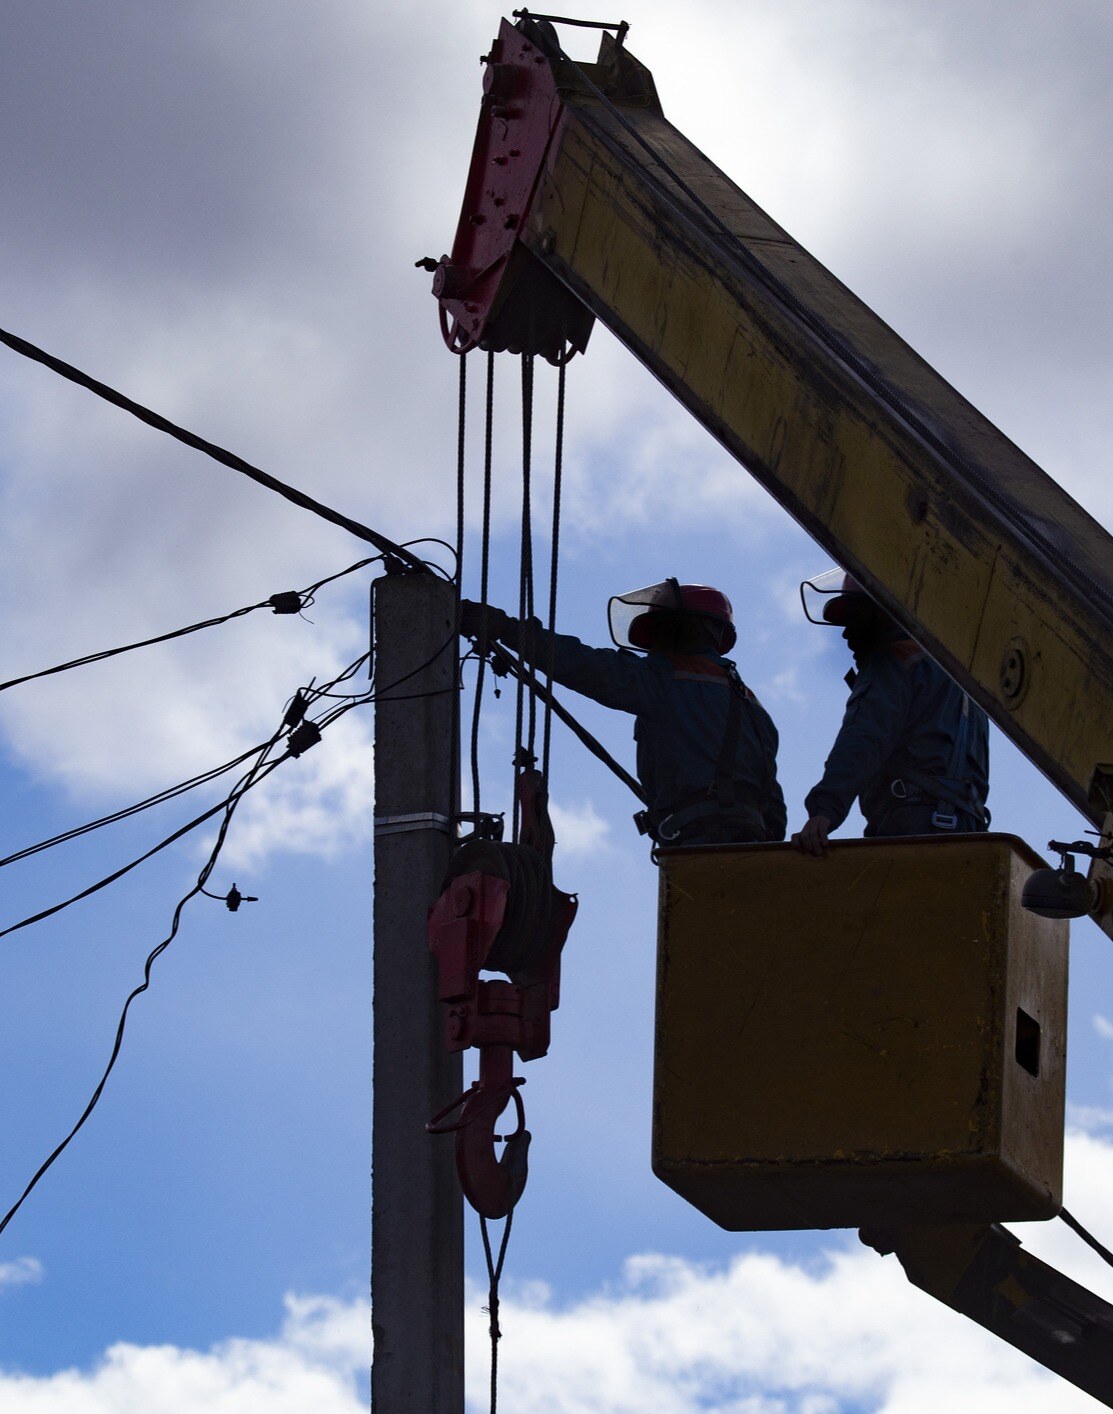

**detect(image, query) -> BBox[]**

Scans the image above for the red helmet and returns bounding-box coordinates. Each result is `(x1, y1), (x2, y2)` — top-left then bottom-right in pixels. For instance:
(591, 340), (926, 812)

(609, 578), (736, 652)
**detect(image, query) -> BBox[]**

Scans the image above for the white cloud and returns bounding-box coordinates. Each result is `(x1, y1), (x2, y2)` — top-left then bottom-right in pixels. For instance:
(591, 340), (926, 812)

(549, 798), (612, 860)
(0, 1253), (1085, 1414)
(0, 1293), (368, 1414)
(7, 1120), (1113, 1414)
(0, 1256), (42, 1290)
(1093, 1014), (1113, 1040)
(213, 708), (376, 870)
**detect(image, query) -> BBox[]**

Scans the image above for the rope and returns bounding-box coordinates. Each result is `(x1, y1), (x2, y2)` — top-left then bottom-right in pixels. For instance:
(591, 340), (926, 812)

(470, 352), (497, 817)
(480, 1208), (516, 1414)
(513, 353), (537, 841)
(449, 351), (468, 819)
(542, 358), (566, 780)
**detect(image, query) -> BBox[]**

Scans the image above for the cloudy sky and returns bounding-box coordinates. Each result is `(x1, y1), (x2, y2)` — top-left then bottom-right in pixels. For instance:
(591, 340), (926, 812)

(1, 1), (1113, 1409)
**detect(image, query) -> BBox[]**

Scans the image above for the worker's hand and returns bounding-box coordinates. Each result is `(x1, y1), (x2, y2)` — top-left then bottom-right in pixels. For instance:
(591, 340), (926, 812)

(791, 814), (832, 857)
(458, 599), (509, 642)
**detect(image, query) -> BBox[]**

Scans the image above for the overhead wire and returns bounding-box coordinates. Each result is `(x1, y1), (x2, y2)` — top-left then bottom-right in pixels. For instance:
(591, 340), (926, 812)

(0, 554), (381, 695)
(0, 324), (430, 573)
(0, 727), (284, 1240)
(0, 738), (272, 871)
(0, 644), (379, 941)
(0, 629), (463, 1237)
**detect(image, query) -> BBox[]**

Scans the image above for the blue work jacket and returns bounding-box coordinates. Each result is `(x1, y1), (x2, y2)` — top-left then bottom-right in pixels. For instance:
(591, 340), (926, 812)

(500, 618), (786, 841)
(804, 632), (989, 832)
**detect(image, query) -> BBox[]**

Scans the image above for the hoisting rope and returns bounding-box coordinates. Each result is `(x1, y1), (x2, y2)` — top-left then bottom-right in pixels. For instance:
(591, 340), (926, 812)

(470, 352), (497, 818)
(513, 351), (541, 842)
(450, 349), (468, 818)
(541, 358), (566, 781)
(480, 1209), (515, 1414)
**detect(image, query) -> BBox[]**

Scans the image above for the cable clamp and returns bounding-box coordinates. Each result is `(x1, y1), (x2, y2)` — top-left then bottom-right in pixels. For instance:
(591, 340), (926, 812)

(374, 811), (453, 837)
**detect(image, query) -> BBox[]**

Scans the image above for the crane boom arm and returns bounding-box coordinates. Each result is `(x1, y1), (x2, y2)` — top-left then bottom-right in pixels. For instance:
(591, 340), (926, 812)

(431, 18), (1113, 882)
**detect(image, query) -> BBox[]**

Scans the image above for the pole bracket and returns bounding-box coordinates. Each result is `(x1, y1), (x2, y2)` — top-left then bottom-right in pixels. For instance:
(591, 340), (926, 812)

(374, 811), (453, 837)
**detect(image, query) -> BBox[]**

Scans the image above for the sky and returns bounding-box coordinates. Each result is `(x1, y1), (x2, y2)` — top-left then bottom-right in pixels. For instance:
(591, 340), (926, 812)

(1, 1), (1113, 1409)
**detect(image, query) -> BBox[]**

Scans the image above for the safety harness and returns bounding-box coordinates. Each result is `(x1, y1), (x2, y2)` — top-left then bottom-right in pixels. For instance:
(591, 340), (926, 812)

(887, 693), (989, 830)
(635, 658), (774, 845)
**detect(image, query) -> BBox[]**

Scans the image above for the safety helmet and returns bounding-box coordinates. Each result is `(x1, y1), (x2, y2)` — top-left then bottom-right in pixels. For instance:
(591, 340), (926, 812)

(608, 577), (736, 652)
(799, 568), (871, 625)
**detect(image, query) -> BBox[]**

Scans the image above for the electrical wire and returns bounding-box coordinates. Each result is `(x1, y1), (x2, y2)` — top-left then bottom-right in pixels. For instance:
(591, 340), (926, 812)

(0, 555), (380, 695)
(0, 625), (462, 1235)
(0, 758), (286, 940)
(0, 646), (375, 939)
(0, 739), (271, 870)
(0, 324), (430, 573)
(0, 731), (283, 1240)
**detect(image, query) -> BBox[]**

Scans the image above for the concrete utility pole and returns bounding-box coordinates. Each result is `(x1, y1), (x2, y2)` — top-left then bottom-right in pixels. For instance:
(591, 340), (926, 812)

(371, 571), (463, 1412)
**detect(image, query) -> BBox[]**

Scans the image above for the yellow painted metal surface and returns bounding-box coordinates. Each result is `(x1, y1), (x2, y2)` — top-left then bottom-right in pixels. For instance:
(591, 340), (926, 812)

(519, 41), (1113, 839)
(653, 836), (1067, 1230)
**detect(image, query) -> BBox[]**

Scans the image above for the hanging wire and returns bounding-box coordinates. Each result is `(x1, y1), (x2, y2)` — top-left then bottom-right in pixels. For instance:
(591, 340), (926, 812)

(470, 351), (497, 818)
(541, 357), (566, 781)
(0, 740), (270, 870)
(0, 555), (380, 696)
(0, 729), (284, 1239)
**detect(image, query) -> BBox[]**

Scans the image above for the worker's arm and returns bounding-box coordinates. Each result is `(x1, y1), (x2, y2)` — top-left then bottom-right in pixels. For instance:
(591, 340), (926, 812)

(459, 601), (655, 715)
(801, 653), (912, 833)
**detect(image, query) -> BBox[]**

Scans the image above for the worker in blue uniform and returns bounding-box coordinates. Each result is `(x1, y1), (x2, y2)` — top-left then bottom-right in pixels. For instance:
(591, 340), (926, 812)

(792, 571), (989, 856)
(459, 579), (786, 847)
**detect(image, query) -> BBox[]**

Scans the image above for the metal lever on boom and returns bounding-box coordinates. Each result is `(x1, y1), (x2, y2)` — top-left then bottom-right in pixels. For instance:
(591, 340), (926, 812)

(426, 768), (577, 1218)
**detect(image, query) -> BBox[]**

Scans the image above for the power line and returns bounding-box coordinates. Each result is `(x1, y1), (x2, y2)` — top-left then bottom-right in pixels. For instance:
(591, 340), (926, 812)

(0, 739), (271, 870)
(0, 324), (429, 573)
(0, 730), (283, 1240)
(0, 555), (382, 694)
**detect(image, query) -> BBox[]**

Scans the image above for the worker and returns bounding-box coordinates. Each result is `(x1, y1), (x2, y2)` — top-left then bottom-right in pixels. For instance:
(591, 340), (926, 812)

(792, 571), (989, 856)
(458, 578), (786, 846)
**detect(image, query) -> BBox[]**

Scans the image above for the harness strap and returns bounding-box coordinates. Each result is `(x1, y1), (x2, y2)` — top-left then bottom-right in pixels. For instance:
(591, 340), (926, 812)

(713, 663), (746, 808)
(891, 693), (986, 826)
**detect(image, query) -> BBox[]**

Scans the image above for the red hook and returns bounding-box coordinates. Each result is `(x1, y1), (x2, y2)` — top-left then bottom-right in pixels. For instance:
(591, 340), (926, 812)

(427, 1046), (530, 1219)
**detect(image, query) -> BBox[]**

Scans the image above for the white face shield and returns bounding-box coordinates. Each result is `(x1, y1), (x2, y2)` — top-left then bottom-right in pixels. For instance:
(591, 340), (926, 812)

(799, 568), (865, 625)
(607, 578), (683, 649)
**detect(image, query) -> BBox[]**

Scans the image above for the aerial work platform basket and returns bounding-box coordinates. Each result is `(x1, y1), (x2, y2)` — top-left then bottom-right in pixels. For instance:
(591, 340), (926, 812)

(653, 835), (1068, 1231)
